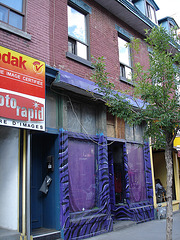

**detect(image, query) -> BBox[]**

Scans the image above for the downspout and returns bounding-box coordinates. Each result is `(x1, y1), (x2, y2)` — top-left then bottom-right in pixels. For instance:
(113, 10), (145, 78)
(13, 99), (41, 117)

(26, 130), (31, 240)
(22, 130), (27, 237)
(20, 130), (31, 240)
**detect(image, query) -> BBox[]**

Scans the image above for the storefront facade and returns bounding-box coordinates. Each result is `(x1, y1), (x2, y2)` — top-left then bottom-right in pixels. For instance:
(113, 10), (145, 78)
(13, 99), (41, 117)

(51, 69), (154, 239)
(0, 0), (166, 239)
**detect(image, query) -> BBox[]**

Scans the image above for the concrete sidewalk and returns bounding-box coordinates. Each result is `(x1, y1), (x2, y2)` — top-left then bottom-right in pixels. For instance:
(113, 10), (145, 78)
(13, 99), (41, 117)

(86, 212), (180, 240)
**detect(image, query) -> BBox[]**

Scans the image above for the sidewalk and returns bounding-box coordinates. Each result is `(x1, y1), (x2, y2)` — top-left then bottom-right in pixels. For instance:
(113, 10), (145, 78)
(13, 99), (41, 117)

(85, 212), (180, 240)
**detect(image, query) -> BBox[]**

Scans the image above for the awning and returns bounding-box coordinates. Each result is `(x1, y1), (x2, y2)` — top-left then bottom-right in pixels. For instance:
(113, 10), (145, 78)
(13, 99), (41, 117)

(53, 69), (101, 98)
(52, 69), (145, 108)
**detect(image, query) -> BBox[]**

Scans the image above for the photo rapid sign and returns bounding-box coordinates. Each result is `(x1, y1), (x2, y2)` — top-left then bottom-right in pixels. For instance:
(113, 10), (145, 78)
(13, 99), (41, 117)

(0, 46), (45, 131)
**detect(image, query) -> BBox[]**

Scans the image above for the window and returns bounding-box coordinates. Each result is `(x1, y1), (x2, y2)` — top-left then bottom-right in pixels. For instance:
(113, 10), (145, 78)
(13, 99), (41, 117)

(169, 22), (180, 44)
(68, 139), (98, 212)
(118, 36), (132, 82)
(146, 2), (157, 24)
(68, 4), (89, 60)
(0, 0), (25, 30)
(125, 122), (144, 143)
(107, 112), (125, 139)
(67, 100), (96, 135)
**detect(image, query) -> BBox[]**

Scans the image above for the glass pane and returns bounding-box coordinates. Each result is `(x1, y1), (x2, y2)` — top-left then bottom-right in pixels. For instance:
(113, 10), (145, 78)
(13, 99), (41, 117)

(67, 101), (81, 133)
(120, 64), (125, 78)
(82, 104), (96, 135)
(125, 66), (132, 80)
(68, 139), (97, 212)
(68, 6), (86, 43)
(125, 123), (134, 141)
(149, 6), (156, 23)
(118, 37), (130, 66)
(68, 40), (75, 54)
(127, 143), (146, 203)
(134, 124), (143, 143)
(9, 11), (23, 29)
(0, 5), (8, 22)
(0, 0), (23, 12)
(77, 41), (87, 59)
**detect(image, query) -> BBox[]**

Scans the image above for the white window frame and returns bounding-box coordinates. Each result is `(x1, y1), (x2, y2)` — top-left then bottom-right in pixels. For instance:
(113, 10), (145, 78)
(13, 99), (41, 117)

(118, 36), (133, 83)
(146, 1), (157, 24)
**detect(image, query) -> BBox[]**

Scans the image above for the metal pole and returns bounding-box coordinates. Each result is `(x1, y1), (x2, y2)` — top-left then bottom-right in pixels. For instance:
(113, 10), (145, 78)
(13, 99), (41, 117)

(22, 130), (27, 236)
(26, 131), (31, 240)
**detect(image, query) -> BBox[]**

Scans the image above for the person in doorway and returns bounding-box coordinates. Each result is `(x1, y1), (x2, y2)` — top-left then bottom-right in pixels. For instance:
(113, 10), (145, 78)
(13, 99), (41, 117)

(155, 179), (166, 203)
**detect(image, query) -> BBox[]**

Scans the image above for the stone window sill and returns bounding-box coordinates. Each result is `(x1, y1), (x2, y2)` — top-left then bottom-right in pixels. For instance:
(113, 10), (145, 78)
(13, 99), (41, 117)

(66, 52), (94, 68)
(0, 22), (31, 41)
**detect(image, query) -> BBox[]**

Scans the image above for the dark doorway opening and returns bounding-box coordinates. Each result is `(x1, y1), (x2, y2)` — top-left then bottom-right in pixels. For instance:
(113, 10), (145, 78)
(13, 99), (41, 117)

(31, 133), (60, 237)
(108, 142), (125, 207)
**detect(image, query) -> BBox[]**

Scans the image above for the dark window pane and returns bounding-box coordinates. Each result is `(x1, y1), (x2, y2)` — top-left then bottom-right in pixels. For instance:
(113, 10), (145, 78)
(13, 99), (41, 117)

(9, 11), (23, 29)
(68, 39), (76, 54)
(120, 64), (125, 78)
(0, 5), (8, 22)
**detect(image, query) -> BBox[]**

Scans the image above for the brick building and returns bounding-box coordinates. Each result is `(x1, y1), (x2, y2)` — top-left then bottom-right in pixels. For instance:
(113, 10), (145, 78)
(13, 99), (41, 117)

(0, 0), (179, 240)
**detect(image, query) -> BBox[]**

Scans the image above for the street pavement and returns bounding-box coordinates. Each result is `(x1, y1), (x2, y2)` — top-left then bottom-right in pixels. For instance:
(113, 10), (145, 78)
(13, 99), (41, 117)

(85, 211), (180, 240)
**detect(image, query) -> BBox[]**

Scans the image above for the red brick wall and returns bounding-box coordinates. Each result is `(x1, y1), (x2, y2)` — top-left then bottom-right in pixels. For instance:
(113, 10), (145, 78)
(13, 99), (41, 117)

(0, 0), (51, 63)
(51, 0), (150, 92)
(0, 0), (150, 92)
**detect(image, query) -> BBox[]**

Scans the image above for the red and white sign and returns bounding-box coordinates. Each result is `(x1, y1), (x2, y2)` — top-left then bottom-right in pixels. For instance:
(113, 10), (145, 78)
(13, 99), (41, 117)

(0, 46), (45, 131)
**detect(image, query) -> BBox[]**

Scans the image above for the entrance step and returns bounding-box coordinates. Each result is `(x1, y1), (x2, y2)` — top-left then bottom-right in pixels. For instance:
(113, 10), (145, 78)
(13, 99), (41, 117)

(113, 220), (136, 231)
(0, 228), (20, 240)
(32, 228), (61, 240)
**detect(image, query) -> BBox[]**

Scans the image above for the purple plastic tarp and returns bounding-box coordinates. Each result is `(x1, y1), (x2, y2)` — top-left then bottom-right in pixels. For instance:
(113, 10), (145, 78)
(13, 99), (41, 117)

(127, 143), (146, 203)
(68, 139), (96, 212)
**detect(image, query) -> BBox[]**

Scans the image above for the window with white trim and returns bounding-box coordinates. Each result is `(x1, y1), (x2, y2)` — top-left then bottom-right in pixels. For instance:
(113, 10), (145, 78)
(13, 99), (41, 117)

(146, 2), (157, 24)
(0, 0), (25, 30)
(118, 36), (132, 82)
(68, 4), (89, 60)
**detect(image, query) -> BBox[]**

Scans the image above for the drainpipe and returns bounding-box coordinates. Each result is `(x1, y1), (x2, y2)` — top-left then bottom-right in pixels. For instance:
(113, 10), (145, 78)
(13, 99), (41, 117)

(26, 130), (31, 240)
(21, 130), (31, 240)
(22, 130), (27, 238)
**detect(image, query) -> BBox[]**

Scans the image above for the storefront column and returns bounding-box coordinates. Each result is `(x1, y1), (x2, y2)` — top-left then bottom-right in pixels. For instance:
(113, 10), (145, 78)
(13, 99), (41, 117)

(149, 139), (157, 208)
(20, 130), (31, 240)
(173, 152), (180, 202)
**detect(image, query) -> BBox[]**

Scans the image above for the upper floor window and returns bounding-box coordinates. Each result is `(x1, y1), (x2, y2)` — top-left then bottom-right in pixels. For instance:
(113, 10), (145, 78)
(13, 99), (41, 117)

(0, 0), (25, 30)
(146, 1), (157, 24)
(125, 122), (144, 143)
(118, 36), (132, 82)
(169, 22), (180, 44)
(68, 4), (89, 60)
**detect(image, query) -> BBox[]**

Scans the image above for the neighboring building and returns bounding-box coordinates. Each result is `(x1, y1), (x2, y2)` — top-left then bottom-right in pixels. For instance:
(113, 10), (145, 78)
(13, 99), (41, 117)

(151, 16), (180, 213)
(0, 1), (179, 240)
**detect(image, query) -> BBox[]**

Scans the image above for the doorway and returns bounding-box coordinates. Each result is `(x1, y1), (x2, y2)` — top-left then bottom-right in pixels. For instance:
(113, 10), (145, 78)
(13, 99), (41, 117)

(108, 142), (125, 208)
(31, 133), (59, 232)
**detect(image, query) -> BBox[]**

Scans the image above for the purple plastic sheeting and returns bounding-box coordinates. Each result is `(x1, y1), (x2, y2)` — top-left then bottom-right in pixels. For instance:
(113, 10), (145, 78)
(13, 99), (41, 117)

(126, 143), (146, 203)
(68, 139), (96, 212)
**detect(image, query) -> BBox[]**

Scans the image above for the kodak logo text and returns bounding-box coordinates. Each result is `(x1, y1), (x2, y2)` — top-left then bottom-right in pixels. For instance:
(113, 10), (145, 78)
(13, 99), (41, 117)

(0, 52), (27, 70)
